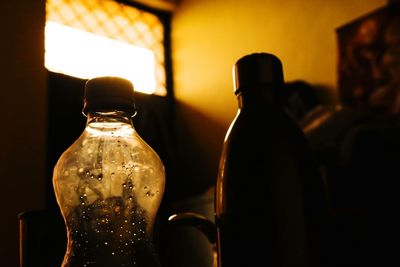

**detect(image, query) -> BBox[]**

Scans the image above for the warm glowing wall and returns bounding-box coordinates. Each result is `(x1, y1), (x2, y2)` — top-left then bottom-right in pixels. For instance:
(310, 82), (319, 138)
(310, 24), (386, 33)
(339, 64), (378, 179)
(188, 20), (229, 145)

(0, 1), (47, 265)
(0, 0), (389, 264)
(171, 0), (387, 196)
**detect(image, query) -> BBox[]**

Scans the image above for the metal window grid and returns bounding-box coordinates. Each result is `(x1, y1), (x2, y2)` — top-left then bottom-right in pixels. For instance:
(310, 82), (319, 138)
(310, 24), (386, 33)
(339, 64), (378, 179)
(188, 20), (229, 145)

(46, 0), (166, 95)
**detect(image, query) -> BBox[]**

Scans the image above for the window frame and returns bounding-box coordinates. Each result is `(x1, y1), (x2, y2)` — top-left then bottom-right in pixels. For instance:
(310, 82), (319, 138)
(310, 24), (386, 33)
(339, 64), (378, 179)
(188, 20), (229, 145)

(117, 0), (174, 98)
(46, 0), (174, 98)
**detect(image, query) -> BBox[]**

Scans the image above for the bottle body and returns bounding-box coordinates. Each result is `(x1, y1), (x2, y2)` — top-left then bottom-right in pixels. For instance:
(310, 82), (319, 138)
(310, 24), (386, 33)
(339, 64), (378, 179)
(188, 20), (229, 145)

(53, 111), (165, 267)
(216, 95), (327, 267)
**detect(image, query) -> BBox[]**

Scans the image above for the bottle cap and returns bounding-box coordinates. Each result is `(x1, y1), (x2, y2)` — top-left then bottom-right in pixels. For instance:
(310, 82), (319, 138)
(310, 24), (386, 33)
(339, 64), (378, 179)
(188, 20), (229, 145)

(83, 76), (136, 116)
(233, 53), (284, 95)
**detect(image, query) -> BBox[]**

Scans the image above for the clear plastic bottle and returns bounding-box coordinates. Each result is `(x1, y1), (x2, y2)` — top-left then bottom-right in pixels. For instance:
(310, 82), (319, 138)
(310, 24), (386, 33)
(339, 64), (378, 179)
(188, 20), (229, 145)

(52, 77), (165, 267)
(215, 53), (328, 267)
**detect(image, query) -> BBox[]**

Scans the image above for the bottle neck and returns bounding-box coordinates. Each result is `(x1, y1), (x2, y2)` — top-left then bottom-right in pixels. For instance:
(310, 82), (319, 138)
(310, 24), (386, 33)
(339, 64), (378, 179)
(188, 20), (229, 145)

(237, 85), (283, 109)
(85, 110), (135, 136)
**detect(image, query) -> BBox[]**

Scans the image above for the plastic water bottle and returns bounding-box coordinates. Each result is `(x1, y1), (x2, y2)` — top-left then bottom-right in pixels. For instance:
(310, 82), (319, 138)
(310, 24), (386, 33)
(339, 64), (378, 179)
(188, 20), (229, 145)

(52, 77), (165, 267)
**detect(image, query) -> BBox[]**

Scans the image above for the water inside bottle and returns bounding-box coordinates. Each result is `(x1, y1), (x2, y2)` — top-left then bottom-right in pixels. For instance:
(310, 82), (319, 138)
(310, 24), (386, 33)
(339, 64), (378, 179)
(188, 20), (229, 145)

(63, 179), (160, 266)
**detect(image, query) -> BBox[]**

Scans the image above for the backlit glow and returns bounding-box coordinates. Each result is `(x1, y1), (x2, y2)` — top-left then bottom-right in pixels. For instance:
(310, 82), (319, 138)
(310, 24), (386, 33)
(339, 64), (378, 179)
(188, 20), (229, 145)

(45, 21), (156, 94)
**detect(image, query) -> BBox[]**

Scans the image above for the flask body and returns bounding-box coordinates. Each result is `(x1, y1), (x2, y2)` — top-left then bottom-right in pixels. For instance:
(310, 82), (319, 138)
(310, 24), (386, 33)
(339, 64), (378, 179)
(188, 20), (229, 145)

(216, 100), (327, 267)
(53, 112), (165, 267)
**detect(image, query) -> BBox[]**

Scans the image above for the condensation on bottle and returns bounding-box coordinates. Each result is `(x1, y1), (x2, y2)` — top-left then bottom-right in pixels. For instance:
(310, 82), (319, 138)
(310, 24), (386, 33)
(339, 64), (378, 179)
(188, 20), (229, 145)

(52, 77), (165, 267)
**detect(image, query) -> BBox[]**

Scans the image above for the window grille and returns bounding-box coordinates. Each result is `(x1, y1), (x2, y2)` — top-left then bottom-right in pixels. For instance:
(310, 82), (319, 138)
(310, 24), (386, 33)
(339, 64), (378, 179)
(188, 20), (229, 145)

(46, 0), (167, 95)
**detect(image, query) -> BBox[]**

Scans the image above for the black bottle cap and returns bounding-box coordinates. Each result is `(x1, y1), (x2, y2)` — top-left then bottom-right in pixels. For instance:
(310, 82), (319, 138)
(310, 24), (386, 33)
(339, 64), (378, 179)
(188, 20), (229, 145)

(233, 53), (284, 95)
(83, 76), (136, 116)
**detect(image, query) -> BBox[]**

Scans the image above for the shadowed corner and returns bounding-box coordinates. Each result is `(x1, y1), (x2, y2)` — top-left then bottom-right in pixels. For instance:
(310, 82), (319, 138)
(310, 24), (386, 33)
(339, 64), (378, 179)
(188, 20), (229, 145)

(172, 99), (227, 201)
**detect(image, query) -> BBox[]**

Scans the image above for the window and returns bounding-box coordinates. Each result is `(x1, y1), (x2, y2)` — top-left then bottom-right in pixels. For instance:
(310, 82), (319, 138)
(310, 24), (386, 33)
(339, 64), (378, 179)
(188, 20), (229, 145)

(45, 0), (169, 95)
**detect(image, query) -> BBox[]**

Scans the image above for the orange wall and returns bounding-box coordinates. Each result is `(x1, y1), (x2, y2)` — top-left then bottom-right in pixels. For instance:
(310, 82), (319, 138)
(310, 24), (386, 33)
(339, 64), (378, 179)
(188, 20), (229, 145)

(171, 0), (387, 196)
(0, 1), (47, 265)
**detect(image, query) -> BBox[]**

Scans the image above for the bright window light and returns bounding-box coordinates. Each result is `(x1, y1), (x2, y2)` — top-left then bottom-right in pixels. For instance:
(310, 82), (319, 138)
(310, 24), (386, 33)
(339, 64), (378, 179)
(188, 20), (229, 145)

(45, 21), (156, 94)
(45, 0), (167, 95)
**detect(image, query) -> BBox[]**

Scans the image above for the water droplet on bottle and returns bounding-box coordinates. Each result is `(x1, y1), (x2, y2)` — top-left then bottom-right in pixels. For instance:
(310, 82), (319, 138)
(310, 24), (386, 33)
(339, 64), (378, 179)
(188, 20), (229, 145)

(111, 252), (115, 256)
(104, 241), (108, 245)
(146, 191), (151, 197)
(122, 183), (127, 188)
(78, 168), (84, 173)
(144, 186), (148, 190)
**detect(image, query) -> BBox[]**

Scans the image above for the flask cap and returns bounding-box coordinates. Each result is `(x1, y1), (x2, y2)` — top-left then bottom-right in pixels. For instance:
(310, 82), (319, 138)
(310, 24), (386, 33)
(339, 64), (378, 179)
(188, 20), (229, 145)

(233, 53), (284, 95)
(83, 76), (136, 116)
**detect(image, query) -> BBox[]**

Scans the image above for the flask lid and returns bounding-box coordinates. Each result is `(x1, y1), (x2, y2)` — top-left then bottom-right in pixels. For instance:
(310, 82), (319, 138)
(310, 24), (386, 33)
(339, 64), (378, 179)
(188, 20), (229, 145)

(233, 53), (284, 95)
(83, 76), (136, 116)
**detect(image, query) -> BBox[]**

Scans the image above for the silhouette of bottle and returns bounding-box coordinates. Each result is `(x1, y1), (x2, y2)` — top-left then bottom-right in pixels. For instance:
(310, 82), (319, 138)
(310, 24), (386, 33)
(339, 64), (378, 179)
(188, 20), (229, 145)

(215, 53), (328, 267)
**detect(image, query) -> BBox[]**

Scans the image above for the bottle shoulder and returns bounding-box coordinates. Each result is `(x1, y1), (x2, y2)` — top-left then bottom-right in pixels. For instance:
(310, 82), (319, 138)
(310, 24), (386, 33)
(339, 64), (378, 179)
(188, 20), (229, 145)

(228, 106), (305, 141)
(220, 106), (314, 172)
(218, 107), (320, 191)
(54, 129), (164, 174)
